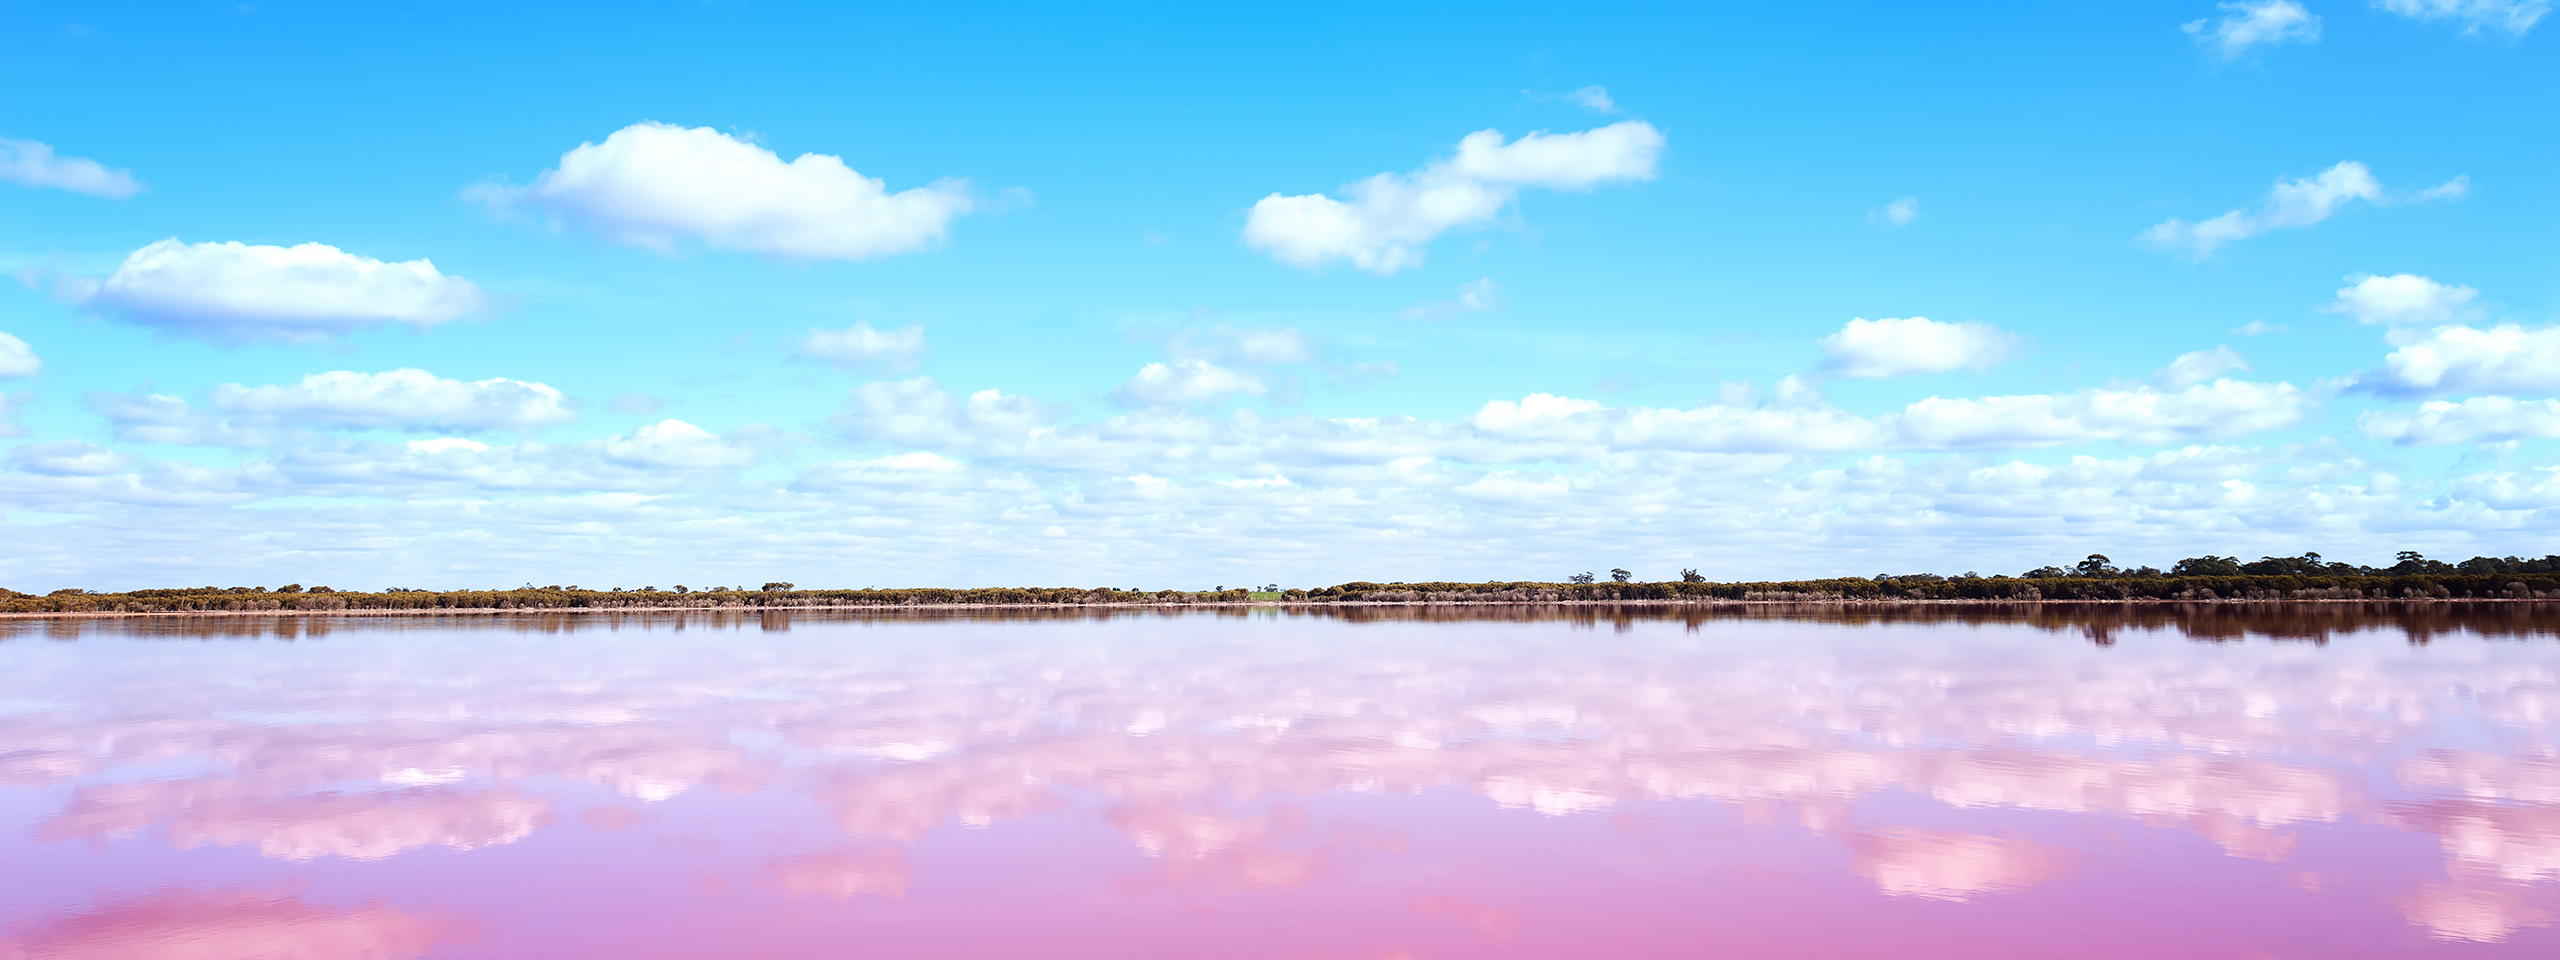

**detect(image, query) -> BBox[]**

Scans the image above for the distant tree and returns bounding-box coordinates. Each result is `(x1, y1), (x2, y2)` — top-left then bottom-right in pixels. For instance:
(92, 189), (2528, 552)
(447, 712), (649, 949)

(1569, 572), (1596, 584)
(672, 585), (689, 594)
(2390, 552), (2454, 575)
(2072, 555), (2117, 578)
(2240, 553), (2328, 576)
(643, 585), (659, 592)
(1681, 569), (1704, 583)
(761, 582), (794, 592)
(2023, 566), (2069, 578)
(1609, 568), (1631, 583)
(277, 584), (305, 593)
(2172, 555), (2242, 576)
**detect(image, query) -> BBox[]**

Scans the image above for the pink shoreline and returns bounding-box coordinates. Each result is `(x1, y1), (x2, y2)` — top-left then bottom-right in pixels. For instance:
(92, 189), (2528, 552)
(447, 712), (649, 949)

(3, 596), (2548, 620)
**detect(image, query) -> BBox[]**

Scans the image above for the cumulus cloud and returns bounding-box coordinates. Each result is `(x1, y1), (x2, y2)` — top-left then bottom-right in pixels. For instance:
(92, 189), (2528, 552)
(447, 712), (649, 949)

(1112, 359), (1265, 406)
(2142, 162), (2384, 258)
(210, 369), (575, 433)
(0, 331), (38, 378)
(476, 121), (975, 261)
(2156, 346), (2251, 389)
(2414, 175), (2473, 201)
(6, 440), (130, 476)
(2360, 397), (2560, 445)
(2184, 1), (2322, 58)
(794, 452), (969, 491)
(599, 419), (756, 468)
(85, 391), (271, 447)
(1469, 392), (1887, 454)
(1165, 325), (1319, 365)
(1242, 121), (1665, 273)
(47, 239), (485, 341)
(2377, 0), (2550, 36)
(1818, 317), (2020, 379)
(2325, 273), (2479, 326)
(797, 322), (928, 372)
(831, 377), (1056, 448)
(1565, 85), (1618, 113)
(1872, 196), (1920, 227)
(2365, 324), (2560, 396)
(1894, 379), (2312, 448)
(1400, 278), (1501, 320)
(0, 136), (143, 198)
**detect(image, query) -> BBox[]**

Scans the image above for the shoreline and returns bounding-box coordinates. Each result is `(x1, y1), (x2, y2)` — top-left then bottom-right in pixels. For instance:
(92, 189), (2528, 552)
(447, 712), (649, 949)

(7, 596), (2555, 620)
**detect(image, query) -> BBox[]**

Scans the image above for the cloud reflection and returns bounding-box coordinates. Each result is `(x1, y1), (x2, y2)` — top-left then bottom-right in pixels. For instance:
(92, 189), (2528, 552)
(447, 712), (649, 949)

(0, 887), (450, 960)
(5, 607), (2559, 944)
(1848, 828), (2073, 901)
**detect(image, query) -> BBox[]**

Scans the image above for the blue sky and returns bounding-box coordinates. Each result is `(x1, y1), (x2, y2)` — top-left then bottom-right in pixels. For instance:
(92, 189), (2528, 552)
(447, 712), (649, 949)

(2, 0), (2555, 590)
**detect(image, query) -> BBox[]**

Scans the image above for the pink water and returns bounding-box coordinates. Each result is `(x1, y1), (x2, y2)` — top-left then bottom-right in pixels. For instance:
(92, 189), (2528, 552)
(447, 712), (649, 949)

(2, 606), (2556, 958)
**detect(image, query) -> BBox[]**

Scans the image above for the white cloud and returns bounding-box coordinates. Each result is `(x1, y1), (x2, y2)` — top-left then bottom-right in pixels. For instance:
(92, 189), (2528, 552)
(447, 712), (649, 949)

(1469, 393), (1887, 454)
(2414, 175), (2472, 201)
(797, 322), (928, 372)
(831, 377), (1056, 448)
(1242, 121), (1665, 273)
(85, 391), (271, 447)
(1894, 379), (2312, 448)
(0, 137), (143, 198)
(2232, 320), (2289, 336)
(407, 437), (490, 455)
(1111, 359), (1265, 406)
(211, 369), (575, 432)
(1873, 196), (1920, 227)
(6, 440), (132, 476)
(2361, 397), (2560, 445)
(53, 239), (485, 341)
(478, 121), (975, 261)
(2367, 324), (2560, 395)
(2376, 0), (2550, 36)
(1165, 325), (1318, 365)
(1400, 278), (1502, 320)
(2184, 1), (2323, 58)
(2325, 273), (2479, 326)
(2142, 161), (2385, 258)
(1565, 86), (1617, 113)
(2156, 346), (2250, 389)
(599, 419), (755, 468)
(1819, 317), (2020, 379)
(794, 452), (968, 490)
(0, 331), (39, 378)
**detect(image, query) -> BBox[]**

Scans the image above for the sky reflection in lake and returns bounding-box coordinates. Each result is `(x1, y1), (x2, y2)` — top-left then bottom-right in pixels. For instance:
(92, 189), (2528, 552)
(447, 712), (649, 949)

(2, 605), (2557, 958)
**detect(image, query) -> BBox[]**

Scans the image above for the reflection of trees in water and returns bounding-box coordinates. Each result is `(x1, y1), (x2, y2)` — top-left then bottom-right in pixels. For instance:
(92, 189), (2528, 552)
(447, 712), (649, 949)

(12, 601), (2559, 646)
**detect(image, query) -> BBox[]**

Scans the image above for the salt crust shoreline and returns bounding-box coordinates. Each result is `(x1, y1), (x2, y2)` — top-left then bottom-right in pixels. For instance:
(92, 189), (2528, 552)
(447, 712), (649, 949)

(4, 597), (2551, 620)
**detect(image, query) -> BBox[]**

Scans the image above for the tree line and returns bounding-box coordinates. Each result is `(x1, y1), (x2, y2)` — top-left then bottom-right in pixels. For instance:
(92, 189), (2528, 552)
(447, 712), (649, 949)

(6, 550), (2560, 614)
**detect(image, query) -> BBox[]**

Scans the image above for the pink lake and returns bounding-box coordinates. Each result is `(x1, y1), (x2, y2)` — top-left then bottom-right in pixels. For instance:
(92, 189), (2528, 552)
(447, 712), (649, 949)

(3, 605), (2557, 958)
